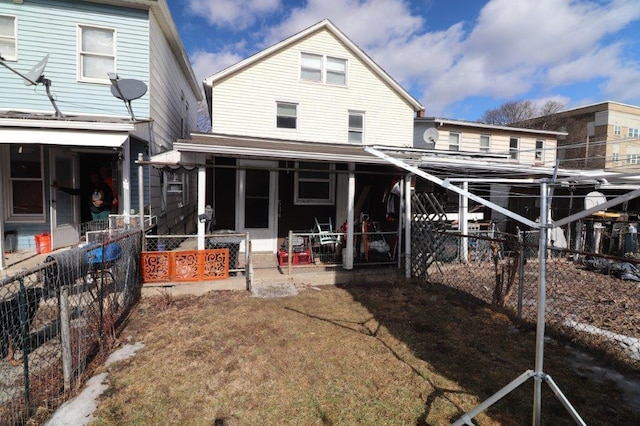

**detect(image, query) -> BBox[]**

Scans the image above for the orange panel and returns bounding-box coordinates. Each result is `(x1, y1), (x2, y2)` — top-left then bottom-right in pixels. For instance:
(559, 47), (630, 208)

(142, 249), (229, 283)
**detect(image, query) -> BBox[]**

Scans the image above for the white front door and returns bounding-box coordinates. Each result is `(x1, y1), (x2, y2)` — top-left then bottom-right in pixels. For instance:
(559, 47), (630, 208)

(50, 150), (80, 248)
(236, 159), (278, 252)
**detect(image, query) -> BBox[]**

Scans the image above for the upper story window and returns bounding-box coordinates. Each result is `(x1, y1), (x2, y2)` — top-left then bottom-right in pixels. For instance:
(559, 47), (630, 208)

(629, 128), (640, 138)
(300, 52), (347, 86)
(448, 132), (460, 151)
(535, 139), (544, 162)
(348, 111), (364, 144)
(0, 14), (17, 61)
(78, 25), (115, 83)
(276, 102), (297, 129)
(479, 135), (490, 152)
(3, 145), (45, 222)
(627, 154), (640, 165)
(509, 137), (519, 160)
(613, 125), (621, 136)
(294, 162), (335, 205)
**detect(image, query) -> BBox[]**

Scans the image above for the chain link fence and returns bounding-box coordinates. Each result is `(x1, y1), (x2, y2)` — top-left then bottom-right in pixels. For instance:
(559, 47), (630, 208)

(0, 230), (142, 425)
(414, 227), (640, 371)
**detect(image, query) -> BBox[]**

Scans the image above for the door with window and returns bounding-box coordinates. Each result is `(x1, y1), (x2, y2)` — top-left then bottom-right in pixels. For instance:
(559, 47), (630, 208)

(236, 160), (278, 252)
(50, 150), (80, 248)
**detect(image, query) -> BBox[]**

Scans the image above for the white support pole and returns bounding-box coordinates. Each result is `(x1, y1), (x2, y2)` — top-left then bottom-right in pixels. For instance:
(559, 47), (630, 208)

(533, 180), (549, 426)
(460, 182), (469, 263)
(345, 163), (355, 270)
(404, 174), (412, 278)
(197, 165), (206, 250)
(137, 153), (144, 231)
(0, 163), (5, 270)
(121, 138), (131, 216)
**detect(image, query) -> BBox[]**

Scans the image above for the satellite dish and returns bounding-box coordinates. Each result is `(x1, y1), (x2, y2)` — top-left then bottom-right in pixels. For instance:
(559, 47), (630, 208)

(109, 78), (147, 101)
(585, 191), (607, 210)
(423, 128), (439, 145)
(108, 73), (147, 120)
(24, 54), (49, 86)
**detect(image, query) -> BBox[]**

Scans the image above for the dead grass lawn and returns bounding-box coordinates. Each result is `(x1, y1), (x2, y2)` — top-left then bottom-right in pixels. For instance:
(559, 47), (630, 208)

(90, 280), (640, 425)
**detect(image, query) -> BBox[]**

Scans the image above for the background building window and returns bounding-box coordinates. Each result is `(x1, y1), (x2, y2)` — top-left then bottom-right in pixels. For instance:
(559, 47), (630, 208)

(448, 132), (460, 151)
(509, 137), (519, 160)
(613, 125), (621, 136)
(5, 145), (45, 221)
(535, 139), (544, 162)
(79, 25), (115, 82)
(294, 162), (335, 205)
(276, 102), (297, 129)
(326, 57), (346, 85)
(300, 52), (347, 85)
(0, 15), (16, 61)
(348, 112), (364, 144)
(479, 134), (490, 152)
(628, 128), (640, 138)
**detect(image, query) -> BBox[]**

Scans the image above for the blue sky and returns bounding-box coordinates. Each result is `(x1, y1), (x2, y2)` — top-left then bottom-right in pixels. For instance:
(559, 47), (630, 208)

(167, 0), (640, 121)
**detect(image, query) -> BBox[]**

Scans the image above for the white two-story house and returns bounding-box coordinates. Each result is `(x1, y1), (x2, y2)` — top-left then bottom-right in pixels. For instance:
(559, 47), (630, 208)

(169, 19), (424, 262)
(0, 0), (201, 267)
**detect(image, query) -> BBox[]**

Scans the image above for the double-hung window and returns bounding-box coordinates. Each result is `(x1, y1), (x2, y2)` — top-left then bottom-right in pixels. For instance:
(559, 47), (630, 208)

(300, 52), (347, 86)
(479, 135), (490, 152)
(535, 139), (544, 162)
(613, 125), (621, 136)
(348, 112), (364, 144)
(0, 14), (16, 61)
(629, 128), (640, 138)
(294, 162), (335, 205)
(509, 137), (519, 160)
(78, 25), (115, 82)
(448, 132), (460, 151)
(4, 145), (45, 222)
(276, 102), (297, 129)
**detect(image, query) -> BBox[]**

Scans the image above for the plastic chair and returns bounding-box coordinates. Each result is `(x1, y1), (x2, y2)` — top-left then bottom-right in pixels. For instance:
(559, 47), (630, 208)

(314, 217), (339, 250)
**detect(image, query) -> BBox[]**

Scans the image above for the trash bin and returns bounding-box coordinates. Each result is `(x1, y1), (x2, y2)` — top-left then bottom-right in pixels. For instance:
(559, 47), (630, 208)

(4, 231), (17, 253)
(206, 230), (243, 276)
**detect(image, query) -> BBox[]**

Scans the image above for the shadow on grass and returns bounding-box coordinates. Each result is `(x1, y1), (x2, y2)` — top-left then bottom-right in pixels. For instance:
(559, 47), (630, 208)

(303, 280), (640, 425)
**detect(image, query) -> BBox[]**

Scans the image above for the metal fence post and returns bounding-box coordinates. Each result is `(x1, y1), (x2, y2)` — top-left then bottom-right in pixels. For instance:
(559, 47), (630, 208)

(60, 286), (72, 391)
(245, 233), (252, 291)
(18, 279), (31, 409)
(517, 229), (525, 320)
(288, 230), (293, 275)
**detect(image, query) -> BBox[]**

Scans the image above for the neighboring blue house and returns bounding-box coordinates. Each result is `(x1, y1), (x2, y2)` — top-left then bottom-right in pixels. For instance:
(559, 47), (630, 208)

(0, 0), (202, 266)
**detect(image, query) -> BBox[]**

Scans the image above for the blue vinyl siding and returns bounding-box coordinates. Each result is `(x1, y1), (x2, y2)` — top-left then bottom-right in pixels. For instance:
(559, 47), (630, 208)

(0, 0), (150, 117)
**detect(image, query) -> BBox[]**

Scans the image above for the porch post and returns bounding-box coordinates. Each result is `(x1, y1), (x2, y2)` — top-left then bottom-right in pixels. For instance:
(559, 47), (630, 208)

(345, 163), (355, 270)
(138, 153), (144, 230)
(121, 138), (131, 216)
(460, 181), (469, 263)
(404, 174), (412, 278)
(197, 165), (206, 250)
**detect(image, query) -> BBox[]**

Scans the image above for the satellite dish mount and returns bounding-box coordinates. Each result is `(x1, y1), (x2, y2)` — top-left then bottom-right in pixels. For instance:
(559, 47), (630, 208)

(0, 54), (64, 117)
(108, 73), (147, 121)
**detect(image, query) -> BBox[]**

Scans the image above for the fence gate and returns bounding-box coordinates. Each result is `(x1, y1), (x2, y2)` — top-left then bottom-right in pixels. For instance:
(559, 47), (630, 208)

(410, 192), (452, 278)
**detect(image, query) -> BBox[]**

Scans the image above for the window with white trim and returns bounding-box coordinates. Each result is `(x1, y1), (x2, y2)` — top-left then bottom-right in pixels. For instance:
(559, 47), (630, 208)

(479, 134), (490, 152)
(612, 144), (619, 164)
(348, 111), (364, 144)
(629, 128), (640, 138)
(613, 125), (621, 136)
(276, 102), (297, 129)
(0, 14), (16, 61)
(294, 162), (335, 205)
(4, 145), (45, 222)
(78, 25), (115, 82)
(627, 154), (640, 165)
(509, 137), (519, 160)
(300, 52), (347, 86)
(448, 132), (460, 151)
(535, 139), (544, 162)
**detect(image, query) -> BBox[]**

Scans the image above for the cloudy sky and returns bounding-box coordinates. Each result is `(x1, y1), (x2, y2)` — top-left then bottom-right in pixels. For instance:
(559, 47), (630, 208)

(167, 0), (640, 121)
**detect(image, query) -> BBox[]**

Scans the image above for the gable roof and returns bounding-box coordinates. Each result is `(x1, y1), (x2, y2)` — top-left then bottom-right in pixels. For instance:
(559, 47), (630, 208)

(203, 19), (424, 113)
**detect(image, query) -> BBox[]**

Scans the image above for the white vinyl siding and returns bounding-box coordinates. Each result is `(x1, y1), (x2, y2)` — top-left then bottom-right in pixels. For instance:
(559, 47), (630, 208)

(78, 24), (116, 83)
(0, 14), (16, 61)
(211, 29), (415, 147)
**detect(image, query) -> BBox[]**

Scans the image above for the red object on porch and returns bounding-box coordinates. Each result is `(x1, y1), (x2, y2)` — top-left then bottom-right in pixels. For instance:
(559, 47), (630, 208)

(35, 233), (51, 254)
(141, 248), (229, 283)
(277, 248), (312, 266)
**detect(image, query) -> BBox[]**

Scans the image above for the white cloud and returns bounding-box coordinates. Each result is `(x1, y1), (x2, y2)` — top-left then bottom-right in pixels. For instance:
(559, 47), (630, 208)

(191, 50), (244, 82)
(186, 0), (281, 30)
